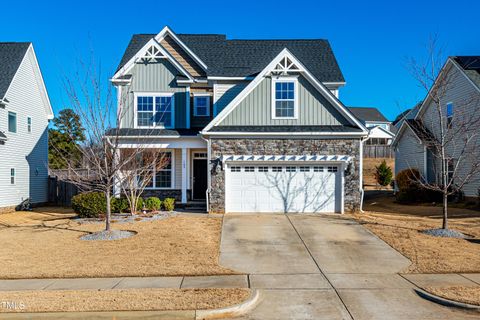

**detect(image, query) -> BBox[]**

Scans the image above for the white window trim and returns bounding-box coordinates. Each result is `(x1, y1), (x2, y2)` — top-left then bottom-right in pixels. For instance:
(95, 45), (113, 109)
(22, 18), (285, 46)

(144, 150), (175, 190)
(8, 111), (17, 133)
(193, 93), (211, 117)
(133, 92), (175, 129)
(10, 168), (15, 185)
(271, 77), (299, 120)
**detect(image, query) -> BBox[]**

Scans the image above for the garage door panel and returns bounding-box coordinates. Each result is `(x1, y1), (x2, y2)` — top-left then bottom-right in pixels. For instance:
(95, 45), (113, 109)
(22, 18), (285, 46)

(226, 164), (341, 213)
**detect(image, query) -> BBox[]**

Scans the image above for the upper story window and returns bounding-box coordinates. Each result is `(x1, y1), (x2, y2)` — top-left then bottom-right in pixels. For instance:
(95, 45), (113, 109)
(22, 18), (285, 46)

(272, 78), (297, 119)
(193, 94), (210, 117)
(446, 102), (454, 128)
(136, 94), (174, 128)
(10, 168), (15, 184)
(27, 117), (32, 133)
(8, 112), (16, 133)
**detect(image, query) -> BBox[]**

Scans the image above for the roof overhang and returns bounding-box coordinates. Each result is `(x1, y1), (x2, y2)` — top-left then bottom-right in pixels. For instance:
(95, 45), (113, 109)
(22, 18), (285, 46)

(221, 154), (353, 163)
(202, 131), (367, 138)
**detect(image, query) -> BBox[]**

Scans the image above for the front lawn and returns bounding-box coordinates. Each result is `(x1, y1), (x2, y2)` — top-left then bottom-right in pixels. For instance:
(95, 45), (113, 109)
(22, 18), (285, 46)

(352, 192), (480, 273)
(0, 208), (235, 279)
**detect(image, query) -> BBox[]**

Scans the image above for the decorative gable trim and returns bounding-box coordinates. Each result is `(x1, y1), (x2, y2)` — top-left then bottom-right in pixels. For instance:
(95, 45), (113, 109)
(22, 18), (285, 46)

(112, 26), (208, 82)
(112, 38), (194, 82)
(202, 48), (368, 134)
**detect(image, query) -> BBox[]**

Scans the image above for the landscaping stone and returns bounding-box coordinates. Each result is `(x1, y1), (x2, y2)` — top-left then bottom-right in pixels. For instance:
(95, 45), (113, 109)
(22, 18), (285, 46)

(80, 230), (136, 241)
(421, 228), (466, 238)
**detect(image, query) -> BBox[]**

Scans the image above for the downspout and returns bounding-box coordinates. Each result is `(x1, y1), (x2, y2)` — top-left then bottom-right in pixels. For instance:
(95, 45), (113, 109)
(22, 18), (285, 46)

(359, 135), (369, 213)
(201, 134), (211, 213)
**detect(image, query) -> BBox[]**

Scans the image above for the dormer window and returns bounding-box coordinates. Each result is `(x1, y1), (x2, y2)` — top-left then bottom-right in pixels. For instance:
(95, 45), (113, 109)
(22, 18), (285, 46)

(136, 93), (174, 128)
(272, 78), (298, 119)
(193, 94), (210, 117)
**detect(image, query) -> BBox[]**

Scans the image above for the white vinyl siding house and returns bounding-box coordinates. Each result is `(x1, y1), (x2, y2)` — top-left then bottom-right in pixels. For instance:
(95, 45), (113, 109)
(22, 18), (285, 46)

(0, 43), (53, 209)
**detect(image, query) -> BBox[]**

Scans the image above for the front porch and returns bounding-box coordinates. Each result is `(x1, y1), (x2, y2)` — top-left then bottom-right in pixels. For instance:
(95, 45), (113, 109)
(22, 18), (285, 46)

(116, 136), (208, 205)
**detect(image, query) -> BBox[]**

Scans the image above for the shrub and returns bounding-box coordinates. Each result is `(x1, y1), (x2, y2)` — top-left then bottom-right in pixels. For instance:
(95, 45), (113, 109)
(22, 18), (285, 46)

(163, 198), (175, 211)
(374, 160), (393, 187)
(136, 197), (144, 212)
(112, 197), (129, 213)
(145, 197), (162, 211)
(71, 192), (106, 218)
(395, 169), (442, 203)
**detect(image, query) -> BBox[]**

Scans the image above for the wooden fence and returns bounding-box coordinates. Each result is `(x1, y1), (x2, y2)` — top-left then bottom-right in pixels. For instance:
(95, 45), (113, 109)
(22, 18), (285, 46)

(48, 177), (79, 206)
(363, 145), (394, 158)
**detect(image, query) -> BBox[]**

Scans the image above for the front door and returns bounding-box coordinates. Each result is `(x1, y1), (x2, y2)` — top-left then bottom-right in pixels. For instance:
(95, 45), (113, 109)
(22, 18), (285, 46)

(193, 159), (207, 200)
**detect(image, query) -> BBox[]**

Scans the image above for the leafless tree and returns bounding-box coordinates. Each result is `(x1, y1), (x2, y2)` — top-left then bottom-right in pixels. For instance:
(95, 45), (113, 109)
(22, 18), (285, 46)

(57, 55), (170, 231)
(406, 36), (480, 229)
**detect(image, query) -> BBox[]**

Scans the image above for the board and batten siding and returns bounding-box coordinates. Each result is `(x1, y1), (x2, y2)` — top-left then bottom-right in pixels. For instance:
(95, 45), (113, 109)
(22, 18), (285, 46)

(119, 60), (187, 128)
(419, 64), (480, 196)
(395, 126), (425, 178)
(0, 48), (49, 207)
(220, 75), (349, 126)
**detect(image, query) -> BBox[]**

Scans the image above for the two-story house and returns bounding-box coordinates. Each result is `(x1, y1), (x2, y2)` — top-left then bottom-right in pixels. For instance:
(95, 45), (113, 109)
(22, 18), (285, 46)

(111, 26), (369, 214)
(393, 56), (480, 196)
(0, 42), (53, 211)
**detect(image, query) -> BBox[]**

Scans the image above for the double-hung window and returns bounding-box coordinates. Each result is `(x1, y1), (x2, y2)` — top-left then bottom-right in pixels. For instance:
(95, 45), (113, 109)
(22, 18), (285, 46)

(193, 94), (210, 117)
(446, 102), (454, 128)
(273, 79), (297, 119)
(136, 94), (174, 128)
(142, 151), (173, 189)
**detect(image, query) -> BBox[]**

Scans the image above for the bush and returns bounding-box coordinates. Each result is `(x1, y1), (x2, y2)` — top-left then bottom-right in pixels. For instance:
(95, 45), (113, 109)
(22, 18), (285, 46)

(163, 198), (175, 211)
(395, 169), (442, 203)
(136, 197), (144, 212)
(112, 197), (129, 213)
(71, 192), (106, 218)
(145, 197), (162, 211)
(374, 160), (393, 187)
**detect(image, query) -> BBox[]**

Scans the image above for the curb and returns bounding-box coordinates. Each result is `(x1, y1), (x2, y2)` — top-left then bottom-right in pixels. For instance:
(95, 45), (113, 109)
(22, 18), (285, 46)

(195, 289), (261, 320)
(414, 288), (480, 310)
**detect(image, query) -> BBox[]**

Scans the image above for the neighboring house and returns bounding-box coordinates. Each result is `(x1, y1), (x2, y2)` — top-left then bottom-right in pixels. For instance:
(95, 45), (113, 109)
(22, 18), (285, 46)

(348, 107), (395, 145)
(393, 56), (480, 196)
(392, 101), (422, 130)
(0, 42), (54, 210)
(110, 26), (368, 214)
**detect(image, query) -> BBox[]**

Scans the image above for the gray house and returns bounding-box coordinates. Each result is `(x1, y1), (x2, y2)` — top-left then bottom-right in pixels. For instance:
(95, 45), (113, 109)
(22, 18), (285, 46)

(393, 56), (480, 196)
(111, 26), (368, 213)
(0, 43), (53, 210)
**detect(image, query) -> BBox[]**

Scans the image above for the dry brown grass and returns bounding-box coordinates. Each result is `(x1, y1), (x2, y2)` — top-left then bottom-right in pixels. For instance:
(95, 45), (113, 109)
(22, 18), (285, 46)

(363, 158), (395, 189)
(0, 207), (235, 279)
(0, 288), (251, 312)
(424, 286), (480, 306)
(351, 193), (480, 273)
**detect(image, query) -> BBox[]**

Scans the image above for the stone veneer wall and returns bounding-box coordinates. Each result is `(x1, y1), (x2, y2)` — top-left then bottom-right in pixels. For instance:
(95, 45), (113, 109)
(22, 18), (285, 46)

(208, 138), (361, 213)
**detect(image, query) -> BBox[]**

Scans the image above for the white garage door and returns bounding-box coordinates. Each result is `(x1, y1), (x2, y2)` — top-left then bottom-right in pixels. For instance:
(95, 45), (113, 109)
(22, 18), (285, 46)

(225, 163), (342, 213)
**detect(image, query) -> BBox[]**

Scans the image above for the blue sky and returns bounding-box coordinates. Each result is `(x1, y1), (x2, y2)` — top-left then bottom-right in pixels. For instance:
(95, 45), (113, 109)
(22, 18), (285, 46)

(2, 0), (479, 120)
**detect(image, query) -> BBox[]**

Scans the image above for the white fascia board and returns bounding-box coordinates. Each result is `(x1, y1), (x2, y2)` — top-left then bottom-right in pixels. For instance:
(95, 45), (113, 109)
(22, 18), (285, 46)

(201, 131), (366, 137)
(323, 81), (346, 87)
(207, 76), (254, 81)
(370, 125), (396, 137)
(203, 48), (368, 134)
(112, 38), (193, 81)
(155, 26), (208, 71)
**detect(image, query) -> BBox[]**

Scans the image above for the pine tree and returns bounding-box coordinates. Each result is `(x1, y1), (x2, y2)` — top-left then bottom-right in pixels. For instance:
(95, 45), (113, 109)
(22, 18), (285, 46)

(374, 160), (393, 187)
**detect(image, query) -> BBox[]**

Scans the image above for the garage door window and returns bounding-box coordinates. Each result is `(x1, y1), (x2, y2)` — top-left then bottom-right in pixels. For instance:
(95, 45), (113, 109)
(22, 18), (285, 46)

(258, 166), (268, 172)
(300, 166), (310, 172)
(231, 166), (241, 172)
(328, 166), (338, 172)
(244, 166), (255, 172)
(286, 166), (297, 172)
(314, 166), (324, 172)
(272, 166), (282, 172)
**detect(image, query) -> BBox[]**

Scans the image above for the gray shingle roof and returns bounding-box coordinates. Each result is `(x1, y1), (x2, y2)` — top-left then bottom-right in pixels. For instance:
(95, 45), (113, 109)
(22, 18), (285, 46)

(0, 42), (30, 98)
(347, 107), (389, 122)
(116, 34), (345, 82)
(209, 125), (363, 133)
(453, 56), (480, 89)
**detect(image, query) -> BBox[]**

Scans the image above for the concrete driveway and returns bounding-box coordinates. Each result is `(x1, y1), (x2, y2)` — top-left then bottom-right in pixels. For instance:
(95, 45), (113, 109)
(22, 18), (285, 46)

(220, 214), (478, 320)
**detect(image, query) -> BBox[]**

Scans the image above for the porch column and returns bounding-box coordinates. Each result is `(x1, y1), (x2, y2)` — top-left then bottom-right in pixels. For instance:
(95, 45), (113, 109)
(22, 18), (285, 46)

(181, 148), (188, 203)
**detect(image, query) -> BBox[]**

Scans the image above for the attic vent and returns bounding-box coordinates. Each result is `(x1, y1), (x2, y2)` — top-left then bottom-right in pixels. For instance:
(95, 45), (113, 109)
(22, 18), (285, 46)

(140, 45), (165, 63)
(272, 56), (303, 74)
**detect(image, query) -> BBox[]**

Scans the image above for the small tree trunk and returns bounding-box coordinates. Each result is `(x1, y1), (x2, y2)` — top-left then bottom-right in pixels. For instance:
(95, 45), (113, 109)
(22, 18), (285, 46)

(442, 192), (448, 229)
(105, 190), (111, 231)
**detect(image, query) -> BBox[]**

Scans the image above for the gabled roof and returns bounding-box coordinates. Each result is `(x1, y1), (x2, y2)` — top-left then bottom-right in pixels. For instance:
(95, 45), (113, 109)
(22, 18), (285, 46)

(116, 32), (345, 83)
(392, 102), (422, 127)
(0, 42), (31, 99)
(453, 56), (480, 89)
(392, 118), (436, 148)
(347, 107), (389, 122)
(202, 48), (367, 135)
